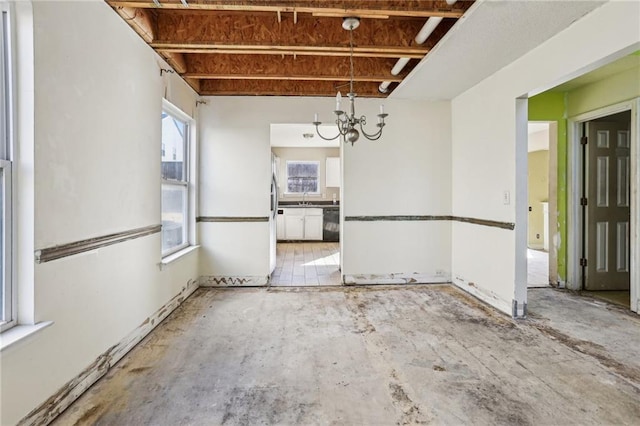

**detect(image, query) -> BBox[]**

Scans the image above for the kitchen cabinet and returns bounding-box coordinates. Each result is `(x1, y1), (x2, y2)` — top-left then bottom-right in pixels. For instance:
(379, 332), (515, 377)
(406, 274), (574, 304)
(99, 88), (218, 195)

(281, 208), (323, 240)
(326, 157), (340, 188)
(304, 210), (323, 240)
(284, 209), (305, 240)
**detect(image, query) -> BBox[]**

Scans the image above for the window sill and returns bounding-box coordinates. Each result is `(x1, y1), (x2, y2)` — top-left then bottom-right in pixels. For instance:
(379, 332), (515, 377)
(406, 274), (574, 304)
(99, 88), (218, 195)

(1, 321), (54, 352)
(160, 245), (199, 269)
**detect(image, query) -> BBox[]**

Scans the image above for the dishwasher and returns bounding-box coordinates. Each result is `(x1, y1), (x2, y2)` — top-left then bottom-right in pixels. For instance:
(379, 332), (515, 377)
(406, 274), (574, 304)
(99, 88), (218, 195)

(322, 207), (340, 242)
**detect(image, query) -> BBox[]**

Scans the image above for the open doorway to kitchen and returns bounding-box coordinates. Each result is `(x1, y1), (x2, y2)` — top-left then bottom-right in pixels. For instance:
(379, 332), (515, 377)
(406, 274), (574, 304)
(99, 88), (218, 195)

(272, 242), (341, 286)
(527, 121), (556, 288)
(269, 124), (342, 287)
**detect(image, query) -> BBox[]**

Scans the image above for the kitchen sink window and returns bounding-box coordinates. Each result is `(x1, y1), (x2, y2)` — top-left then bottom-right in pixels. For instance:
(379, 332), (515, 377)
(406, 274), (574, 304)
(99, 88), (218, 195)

(161, 101), (192, 256)
(286, 161), (319, 194)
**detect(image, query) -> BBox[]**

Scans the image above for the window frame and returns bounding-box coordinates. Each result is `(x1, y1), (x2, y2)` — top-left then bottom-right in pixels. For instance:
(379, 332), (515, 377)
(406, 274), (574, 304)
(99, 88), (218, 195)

(285, 160), (321, 195)
(161, 100), (192, 258)
(0, 4), (15, 333)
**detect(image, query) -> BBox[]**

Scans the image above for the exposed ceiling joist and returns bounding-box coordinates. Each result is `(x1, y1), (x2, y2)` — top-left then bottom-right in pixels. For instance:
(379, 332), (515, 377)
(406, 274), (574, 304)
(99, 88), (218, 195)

(106, 0), (474, 97)
(184, 74), (404, 82)
(107, 1), (466, 19)
(153, 44), (428, 59)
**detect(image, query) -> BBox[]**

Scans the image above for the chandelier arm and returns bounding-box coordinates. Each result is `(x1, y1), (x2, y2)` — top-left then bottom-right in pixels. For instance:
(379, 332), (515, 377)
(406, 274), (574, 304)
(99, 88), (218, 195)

(358, 120), (384, 140)
(313, 122), (342, 141)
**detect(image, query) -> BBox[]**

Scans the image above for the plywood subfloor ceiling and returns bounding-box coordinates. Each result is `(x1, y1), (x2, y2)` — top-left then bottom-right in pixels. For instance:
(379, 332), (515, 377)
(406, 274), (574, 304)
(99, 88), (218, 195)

(106, 0), (474, 97)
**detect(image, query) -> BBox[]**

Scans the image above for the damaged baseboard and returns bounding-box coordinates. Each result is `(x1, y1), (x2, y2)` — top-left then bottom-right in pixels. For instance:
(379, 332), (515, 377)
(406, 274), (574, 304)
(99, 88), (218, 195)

(344, 273), (450, 286)
(452, 277), (512, 317)
(18, 279), (200, 426)
(199, 275), (269, 287)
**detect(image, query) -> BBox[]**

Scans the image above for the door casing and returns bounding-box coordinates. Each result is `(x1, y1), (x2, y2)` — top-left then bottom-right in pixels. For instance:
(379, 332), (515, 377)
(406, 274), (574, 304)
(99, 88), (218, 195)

(567, 98), (640, 312)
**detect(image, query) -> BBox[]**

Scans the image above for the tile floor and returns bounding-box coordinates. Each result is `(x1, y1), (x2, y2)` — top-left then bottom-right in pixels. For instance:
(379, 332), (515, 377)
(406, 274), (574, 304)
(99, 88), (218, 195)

(270, 242), (341, 286)
(527, 248), (550, 288)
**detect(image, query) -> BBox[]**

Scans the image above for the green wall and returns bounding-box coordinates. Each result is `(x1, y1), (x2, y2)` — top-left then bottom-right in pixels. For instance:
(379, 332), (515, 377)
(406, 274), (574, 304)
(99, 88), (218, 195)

(529, 57), (639, 285)
(529, 92), (567, 283)
(567, 64), (640, 117)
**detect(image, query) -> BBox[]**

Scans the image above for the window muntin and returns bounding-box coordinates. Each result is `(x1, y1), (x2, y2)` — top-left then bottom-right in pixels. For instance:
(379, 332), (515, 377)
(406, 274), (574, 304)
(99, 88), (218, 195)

(161, 109), (189, 256)
(286, 161), (320, 194)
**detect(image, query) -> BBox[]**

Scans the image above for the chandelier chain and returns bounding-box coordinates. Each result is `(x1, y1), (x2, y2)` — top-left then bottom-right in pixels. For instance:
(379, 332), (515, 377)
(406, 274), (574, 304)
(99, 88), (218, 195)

(349, 24), (355, 95)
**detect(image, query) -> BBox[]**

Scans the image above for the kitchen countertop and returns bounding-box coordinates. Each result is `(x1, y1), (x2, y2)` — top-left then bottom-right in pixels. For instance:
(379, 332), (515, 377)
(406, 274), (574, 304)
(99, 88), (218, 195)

(278, 202), (340, 209)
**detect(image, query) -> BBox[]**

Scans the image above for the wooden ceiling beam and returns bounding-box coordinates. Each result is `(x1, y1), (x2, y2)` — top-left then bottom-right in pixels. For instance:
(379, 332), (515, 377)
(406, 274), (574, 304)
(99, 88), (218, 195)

(112, 6), (188, 74)
(154, 45), (427, 59)
(106, 1), (466, 19)
(184, 74), (403, 83)
(113, 6), (155, 43)
(199, 79), (387, 98)
(161, 51), (187, 74)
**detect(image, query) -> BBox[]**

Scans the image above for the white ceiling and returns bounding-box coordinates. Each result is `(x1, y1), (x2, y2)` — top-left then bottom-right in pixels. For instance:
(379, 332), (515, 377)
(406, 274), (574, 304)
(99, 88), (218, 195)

(391, 0), (606, 101)
(270, 123), (340, 148)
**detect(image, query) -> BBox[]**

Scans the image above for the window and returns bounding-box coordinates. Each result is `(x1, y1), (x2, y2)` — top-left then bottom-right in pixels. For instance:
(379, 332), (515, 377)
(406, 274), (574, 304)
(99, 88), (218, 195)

(286, 161), (319, 194)
(161, 104), (190, 256)
(0, 6), (14, 332)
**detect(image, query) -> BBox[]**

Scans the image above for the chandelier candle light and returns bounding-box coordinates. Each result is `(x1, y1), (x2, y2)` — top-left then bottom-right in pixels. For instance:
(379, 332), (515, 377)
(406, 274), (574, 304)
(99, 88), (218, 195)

(312, 17), (389, 145)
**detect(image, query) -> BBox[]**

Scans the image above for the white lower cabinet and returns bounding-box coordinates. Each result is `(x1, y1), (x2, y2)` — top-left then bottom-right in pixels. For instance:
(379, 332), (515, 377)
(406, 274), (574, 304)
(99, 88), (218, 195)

(284, 214), (304, 239)
(281, 208), (323, 240)
(304, 210), (323, 240)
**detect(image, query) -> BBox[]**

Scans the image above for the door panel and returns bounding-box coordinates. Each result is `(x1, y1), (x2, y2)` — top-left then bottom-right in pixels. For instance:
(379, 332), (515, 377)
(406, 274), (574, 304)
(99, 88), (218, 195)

(585, 120), (631, 290)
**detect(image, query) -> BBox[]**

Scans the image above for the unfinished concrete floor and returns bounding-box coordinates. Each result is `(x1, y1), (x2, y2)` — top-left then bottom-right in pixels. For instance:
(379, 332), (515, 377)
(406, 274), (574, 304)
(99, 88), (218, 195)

(53, 285), (640, 425)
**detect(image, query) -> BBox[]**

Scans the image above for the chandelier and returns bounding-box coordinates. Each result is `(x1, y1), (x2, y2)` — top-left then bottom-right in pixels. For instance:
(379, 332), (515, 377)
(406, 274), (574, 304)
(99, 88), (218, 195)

(312, 17), (389, 145)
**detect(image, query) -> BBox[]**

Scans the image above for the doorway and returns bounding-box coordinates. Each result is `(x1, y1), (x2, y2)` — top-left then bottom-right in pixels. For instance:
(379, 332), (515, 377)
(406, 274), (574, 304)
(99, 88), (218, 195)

(269, 123), (342, 287)
(527, 121), (556, 288)
(580, 111), (631, 305)
(271, 242), (341, 286)
(568, 101), (639, 313)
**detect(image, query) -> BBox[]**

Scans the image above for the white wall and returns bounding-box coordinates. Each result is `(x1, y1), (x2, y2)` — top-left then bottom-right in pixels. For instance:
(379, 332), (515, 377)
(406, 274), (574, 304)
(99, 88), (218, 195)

(342, 101), (452, 281)
(198, 97), (452, 281)
(0, 2), (199, 424)
(451, 0), (640, 315)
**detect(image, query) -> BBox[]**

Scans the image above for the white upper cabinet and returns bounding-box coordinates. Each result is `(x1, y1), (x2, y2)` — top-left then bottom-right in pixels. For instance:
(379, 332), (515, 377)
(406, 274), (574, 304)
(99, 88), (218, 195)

(326, 157), (340, 188)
